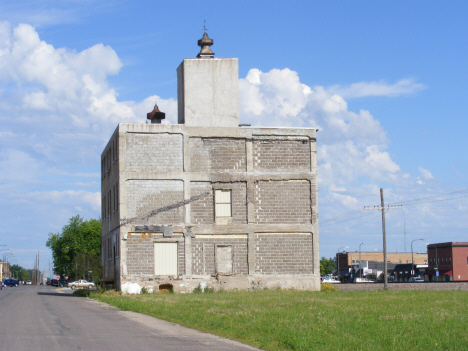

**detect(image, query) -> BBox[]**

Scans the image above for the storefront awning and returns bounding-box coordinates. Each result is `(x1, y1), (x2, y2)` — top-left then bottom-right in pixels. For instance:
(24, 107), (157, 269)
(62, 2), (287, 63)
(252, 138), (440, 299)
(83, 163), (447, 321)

(426, 268), (452, 275)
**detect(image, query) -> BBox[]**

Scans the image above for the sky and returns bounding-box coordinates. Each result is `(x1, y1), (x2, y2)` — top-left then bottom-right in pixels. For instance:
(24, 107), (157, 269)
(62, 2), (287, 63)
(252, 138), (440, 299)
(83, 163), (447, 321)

(0, 0), (467, 274)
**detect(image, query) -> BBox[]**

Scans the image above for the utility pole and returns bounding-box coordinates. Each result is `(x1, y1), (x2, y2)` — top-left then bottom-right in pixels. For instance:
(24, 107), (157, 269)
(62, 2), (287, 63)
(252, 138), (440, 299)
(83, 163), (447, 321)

(404, 212), (407, 253)
(364, 188), (403, 290)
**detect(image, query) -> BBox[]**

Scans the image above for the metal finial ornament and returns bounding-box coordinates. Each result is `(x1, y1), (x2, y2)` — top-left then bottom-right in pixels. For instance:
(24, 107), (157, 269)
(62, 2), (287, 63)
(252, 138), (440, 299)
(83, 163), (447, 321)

(147, 103), (165, 124)
(197, 21), (214, 58)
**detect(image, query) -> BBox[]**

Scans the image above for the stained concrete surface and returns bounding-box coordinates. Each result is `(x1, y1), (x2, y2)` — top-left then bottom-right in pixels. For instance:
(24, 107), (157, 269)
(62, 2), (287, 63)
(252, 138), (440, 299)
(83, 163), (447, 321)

(0, 285), (260, 351)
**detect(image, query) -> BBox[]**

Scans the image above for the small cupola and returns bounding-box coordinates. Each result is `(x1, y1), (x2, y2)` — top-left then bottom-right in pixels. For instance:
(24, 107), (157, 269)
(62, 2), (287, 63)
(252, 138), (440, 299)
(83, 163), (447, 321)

(197, 31), (214, 58)
(147, 104), (165, 124)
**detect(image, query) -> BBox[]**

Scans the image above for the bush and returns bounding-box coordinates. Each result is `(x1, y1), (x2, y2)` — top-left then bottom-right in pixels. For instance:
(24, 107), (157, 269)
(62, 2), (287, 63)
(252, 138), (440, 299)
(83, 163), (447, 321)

(320, 283), (337, 292)
(73, 289), (91, 297)
(193, 284), (215, 293)
(193, 284), (203, 293)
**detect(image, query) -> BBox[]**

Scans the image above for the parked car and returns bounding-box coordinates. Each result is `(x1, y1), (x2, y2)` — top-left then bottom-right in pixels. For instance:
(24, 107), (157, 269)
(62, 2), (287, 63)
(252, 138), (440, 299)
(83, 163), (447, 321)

(409, 277), (425, 282)
(355, 278), (375, 283)
(26, 280), (32, 285)
(321, 277), (341, 284)
(0, 281), (4, 289)
(69, 279), (95, 290)
(50, 279), (59, 287)
(4, 279), (19, 287)
(58, 279), (68, 287)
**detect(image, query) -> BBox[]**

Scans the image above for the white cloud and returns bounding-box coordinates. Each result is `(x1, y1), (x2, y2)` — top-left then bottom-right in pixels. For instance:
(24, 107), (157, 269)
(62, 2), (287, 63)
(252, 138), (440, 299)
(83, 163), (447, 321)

(327, 78), (427, 98)
(418, 166), (434, 180)
(239, 67), (399, 189)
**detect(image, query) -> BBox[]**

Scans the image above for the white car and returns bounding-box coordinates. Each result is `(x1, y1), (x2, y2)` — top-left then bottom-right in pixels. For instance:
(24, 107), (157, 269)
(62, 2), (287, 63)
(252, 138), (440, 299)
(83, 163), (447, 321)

(355, 278), (375, 283)
(321, 277), (341, 284)
(409, 277), (425, 282)
(69, 279), (95, 290)
(26, 280), (32, 285)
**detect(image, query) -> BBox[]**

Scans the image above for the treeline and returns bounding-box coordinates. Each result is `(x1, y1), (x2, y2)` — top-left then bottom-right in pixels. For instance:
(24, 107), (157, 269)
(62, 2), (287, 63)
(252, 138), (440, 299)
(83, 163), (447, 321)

(9, 264), (31, 281)
(46, 215), (101, 284)
(320, 257), (336, 276)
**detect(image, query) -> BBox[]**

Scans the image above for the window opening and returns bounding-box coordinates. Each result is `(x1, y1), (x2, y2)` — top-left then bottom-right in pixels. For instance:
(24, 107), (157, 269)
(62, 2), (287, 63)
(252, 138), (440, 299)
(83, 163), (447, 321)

(215, 189), (232, 217)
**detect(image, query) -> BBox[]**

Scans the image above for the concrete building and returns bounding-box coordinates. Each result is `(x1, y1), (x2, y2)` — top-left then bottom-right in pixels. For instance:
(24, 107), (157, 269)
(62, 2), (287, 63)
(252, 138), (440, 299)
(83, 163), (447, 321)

(427, 242), (468, 282)
(100, 32), (319, 292)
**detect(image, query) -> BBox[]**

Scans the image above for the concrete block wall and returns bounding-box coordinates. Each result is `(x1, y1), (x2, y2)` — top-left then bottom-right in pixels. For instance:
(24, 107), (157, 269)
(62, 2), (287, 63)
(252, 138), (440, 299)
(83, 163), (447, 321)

(126, 180), (184, 224)
(254, 180), (312, 224)
(191, 235), (248, 275)
(189, 138), (246, 172)
(213, 181), (248, 224)
(255, 233), (313, 274)
(125, 133), (183, 173)
(190, 181), (248, 224)
(253, 137), (311, 171)
(126, 232), (185, 275)
(190, 182), (214, 224)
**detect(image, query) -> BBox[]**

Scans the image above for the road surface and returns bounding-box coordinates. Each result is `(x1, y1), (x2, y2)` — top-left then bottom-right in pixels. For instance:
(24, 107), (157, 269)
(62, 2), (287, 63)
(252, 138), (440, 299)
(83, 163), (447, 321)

(0, 284), (259, 351)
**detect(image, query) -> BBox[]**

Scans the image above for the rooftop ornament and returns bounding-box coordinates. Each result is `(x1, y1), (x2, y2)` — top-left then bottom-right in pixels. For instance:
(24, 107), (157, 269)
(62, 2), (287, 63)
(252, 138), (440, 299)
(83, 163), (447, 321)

(147, 104), (165, 124)
(197, 22), (214, 58)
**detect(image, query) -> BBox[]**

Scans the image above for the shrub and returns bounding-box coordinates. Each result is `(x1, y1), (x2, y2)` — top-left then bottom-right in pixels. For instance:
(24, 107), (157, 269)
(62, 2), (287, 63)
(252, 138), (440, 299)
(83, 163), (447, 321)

(320, 283), (337, 292)
(193, 284), (203, 293)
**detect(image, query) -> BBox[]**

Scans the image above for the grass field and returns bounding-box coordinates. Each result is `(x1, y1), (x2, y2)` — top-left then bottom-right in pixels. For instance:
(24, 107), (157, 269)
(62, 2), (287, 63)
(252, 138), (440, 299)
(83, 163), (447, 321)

(91, 289), (468, 350)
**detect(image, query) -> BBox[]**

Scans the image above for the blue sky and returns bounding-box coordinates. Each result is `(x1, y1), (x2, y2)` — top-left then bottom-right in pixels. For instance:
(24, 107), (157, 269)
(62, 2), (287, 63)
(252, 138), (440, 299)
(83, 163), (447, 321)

(0, 1), (467, 273)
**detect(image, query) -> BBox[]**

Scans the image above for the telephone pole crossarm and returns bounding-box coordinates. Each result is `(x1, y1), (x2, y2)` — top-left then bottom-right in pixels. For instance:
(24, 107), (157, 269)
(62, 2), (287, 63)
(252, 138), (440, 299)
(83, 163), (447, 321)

(363, 205), (403, 212)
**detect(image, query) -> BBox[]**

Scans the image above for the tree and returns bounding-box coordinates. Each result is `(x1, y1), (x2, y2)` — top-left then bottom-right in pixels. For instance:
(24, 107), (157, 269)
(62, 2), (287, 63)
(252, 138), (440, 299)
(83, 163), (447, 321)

(9, 264), (30, 281)
(46, 215), (101, 281)
(320, 257), (336, 276)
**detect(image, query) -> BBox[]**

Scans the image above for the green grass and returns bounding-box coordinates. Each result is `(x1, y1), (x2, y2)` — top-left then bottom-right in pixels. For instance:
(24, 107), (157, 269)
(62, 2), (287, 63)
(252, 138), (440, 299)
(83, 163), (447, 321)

(91, 289), (468, 350)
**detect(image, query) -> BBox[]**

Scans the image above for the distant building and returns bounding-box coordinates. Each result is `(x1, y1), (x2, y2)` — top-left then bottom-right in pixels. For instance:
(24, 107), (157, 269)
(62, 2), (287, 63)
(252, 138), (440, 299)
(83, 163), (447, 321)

(100, 32), (319, 292)
(390, 263), (428, 282)
(427, 242), (468, 282)
(336, 251), (427, 282)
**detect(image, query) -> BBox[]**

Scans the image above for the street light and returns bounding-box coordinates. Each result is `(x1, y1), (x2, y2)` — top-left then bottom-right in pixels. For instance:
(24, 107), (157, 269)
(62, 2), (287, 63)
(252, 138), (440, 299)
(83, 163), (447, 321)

(411, 238), (424, 279)
(337, 246), (348, 282)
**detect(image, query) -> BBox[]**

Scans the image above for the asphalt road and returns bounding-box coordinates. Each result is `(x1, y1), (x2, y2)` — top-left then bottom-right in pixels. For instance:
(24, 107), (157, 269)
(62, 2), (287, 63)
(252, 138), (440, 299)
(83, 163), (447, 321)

(0, 284), (259, 351)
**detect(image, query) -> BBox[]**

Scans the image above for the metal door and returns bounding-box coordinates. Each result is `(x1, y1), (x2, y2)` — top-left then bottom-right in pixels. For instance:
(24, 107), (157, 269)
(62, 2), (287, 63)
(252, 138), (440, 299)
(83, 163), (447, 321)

(154, 243), (178, 275)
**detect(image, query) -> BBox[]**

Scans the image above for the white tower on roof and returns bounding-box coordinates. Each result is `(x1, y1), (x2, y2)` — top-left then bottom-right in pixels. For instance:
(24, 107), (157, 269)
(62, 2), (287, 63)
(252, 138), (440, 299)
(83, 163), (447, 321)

(177, 30), (239, 128)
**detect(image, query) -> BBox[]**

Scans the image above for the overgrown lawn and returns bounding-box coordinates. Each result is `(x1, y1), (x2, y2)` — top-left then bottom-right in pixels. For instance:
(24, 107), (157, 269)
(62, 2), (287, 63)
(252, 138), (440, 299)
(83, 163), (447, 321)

(91, 289), (468, 350)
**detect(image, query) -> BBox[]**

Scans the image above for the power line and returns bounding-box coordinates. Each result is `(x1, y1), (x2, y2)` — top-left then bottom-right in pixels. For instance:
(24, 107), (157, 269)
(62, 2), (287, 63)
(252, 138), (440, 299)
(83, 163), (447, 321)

(320, 188), (468, 228)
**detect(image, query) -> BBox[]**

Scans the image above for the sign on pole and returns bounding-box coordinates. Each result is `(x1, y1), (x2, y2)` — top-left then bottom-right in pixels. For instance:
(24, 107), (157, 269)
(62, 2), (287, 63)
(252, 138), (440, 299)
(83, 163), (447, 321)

(56, 274), (60, 280)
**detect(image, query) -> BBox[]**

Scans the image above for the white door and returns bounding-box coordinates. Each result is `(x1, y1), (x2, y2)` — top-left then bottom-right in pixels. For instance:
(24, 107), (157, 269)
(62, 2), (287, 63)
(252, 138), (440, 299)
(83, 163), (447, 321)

(154, 243), (178, 275)
(216, 245), (233, 274)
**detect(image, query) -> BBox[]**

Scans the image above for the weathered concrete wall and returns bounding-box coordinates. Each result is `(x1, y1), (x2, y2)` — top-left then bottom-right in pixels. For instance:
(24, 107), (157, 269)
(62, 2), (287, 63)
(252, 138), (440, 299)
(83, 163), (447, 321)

(189, 138), (246, 172)
(125, 133), (183, 173)
(253, 137), (311, 171)
(190, 182), (214, 224)
(190, 181), (247, 224)
(192, 234), (248, 275)
(254, 180), (311, 224)
(126, 180), (184, 224)
(255, 233), (313, 274)
(126, 232), (185, 276)
(177, 59), (239, 127)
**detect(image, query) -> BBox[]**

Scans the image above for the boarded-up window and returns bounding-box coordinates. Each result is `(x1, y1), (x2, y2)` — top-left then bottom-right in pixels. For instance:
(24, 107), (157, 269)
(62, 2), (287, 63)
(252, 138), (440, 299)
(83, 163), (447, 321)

(216, 245), (233, 274)
(215, 189), (231, 217)
(154, 243), (178, 275)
